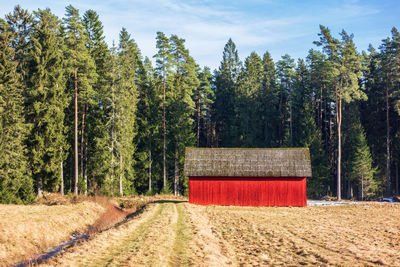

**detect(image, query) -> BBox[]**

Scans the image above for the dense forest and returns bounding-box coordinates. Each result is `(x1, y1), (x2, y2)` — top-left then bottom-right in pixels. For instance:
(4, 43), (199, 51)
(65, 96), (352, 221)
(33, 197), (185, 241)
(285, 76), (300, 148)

(1, 5), (399, 203)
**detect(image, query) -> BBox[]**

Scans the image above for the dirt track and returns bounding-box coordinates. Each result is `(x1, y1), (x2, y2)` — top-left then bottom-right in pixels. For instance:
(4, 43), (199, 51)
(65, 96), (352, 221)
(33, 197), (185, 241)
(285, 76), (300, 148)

(45, 201), (400, 266)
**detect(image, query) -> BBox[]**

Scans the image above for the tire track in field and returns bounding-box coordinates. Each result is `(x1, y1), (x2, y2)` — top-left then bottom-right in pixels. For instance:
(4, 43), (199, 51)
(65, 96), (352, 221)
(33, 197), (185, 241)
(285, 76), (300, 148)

(43, 203), (160, 266)
(118, 201), (179, 266)
(184, 204), (236, 266)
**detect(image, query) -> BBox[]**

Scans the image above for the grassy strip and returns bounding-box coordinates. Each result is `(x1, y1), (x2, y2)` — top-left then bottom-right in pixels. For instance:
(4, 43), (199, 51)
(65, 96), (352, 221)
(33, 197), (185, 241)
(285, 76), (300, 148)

(169, 203), (192, 266)
(88, 203), (165, 266)
(2, 201), (105, 266)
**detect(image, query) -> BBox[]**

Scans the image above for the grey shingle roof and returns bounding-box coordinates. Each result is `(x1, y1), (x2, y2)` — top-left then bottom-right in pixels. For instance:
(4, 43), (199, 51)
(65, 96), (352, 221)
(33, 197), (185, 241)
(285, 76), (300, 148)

(184, 147), (312, 177)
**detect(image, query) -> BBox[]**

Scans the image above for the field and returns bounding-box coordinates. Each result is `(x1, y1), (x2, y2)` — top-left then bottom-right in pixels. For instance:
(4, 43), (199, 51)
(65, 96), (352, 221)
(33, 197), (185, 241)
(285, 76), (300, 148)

(0, 200), (105, 266)
(3, 198), (400, 266)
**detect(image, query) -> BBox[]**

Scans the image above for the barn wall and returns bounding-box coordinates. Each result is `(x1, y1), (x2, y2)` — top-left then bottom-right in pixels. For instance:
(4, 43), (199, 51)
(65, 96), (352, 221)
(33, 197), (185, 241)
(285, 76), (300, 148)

(189, 176), (307, 207)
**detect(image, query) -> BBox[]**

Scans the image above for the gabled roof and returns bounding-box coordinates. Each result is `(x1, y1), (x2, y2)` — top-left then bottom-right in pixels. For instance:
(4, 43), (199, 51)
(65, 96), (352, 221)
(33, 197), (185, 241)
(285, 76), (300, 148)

(184, 148), (312, 177)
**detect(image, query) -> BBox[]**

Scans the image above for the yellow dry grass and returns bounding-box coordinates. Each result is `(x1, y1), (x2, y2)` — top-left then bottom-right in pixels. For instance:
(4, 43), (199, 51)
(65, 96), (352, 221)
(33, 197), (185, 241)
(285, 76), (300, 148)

(6, 197), (400, 267)
(0, 201), (104, 266)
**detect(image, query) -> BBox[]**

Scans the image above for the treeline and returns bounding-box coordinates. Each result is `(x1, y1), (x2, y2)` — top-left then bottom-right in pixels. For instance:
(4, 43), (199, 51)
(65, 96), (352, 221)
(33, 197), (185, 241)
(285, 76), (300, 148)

(1, 5), (399, 203)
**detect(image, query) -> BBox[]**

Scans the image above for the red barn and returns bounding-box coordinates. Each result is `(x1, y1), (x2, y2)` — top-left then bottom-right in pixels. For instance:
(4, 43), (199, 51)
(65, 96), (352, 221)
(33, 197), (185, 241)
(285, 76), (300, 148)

(184, 148), (312, 207)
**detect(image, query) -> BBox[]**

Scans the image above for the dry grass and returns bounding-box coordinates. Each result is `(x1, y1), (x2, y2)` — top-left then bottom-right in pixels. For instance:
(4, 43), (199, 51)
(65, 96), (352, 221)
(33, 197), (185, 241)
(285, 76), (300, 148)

(1, 194), (177, 266)
(0, 200), (104, 266)
(6, 195), (398, 267)
(45, 203), (168, 266)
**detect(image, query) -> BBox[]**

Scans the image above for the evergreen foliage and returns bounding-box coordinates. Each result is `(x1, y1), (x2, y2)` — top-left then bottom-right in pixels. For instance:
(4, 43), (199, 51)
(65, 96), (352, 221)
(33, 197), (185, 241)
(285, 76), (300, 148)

(0, 19), (34, 203)
(1, 5), (399, 201)
(26, 9), (68, 197)
(82, 9), (111, 194)
(115, 28), (140, 196)
(214, 39), (242, 147)
(194, 66), (214, 147)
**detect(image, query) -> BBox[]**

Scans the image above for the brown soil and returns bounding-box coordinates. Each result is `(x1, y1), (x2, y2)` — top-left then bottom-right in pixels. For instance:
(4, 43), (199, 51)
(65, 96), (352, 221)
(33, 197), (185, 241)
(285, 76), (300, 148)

(204, 203), (400, 266)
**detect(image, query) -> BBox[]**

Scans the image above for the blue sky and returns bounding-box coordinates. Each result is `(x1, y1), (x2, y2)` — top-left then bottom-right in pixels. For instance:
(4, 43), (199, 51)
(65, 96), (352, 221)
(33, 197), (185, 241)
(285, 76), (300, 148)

(1, 0), (399, 70)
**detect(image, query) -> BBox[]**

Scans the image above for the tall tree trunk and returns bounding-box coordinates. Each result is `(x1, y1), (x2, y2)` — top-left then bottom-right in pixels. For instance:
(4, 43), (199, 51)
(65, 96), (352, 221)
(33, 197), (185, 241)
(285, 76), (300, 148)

(110, 106), (114, 195)
(162, 64), (167, 190)
(278, 93), (284, 146)
(110, 90), (115, 196)
(74, 69), (78, 196)
(319, 86), (324, 130)
(84, 127), (88, 195)
(110, 58), (115, 196)
(289, 85), (293, 146)
(60, 147), (64, 195)
(149, 139), (152, 192)
(325, 91), (329, 150)
(36, 177), (42, 198)
(396, 162), (399, 196)
(119, 154), (123, 196)
(197, 89), (201, 147)
(81, 103), (86, 195)
(174, 146), (179, 196)
(361, 174), (364, 201)
(335, 75), (343, 200)
(386, 86), (391, 196)
(212, 121), (217, 148)
(347, 180), (351, 199)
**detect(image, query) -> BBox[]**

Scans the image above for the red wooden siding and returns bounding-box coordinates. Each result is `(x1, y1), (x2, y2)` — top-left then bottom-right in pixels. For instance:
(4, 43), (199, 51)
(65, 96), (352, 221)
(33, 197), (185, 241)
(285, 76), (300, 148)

(189, 176), (307, 207)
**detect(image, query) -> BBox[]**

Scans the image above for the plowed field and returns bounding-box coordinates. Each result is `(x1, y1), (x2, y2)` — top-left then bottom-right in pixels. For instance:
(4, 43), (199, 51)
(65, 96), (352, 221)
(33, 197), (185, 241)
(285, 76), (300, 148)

(45, 201), (400, 266)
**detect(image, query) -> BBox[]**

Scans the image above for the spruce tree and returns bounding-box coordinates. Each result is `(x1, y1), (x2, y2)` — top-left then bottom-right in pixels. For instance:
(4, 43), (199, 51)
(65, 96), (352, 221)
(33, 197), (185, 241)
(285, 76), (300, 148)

(26, 9), (68, 196)
(115, 28), (140, 196)
(236, 52), (263, 147)
(260, 51), (279, 147)
(292, 59), (330, 198)
(276, 54), (296, 146)
(194, 67), (214, 147)
(83, 9), (110, 194)
(5, 5), (33, 82)
(346, 119), (378, 200)
(0, 19), (34, 203)
(214, 38), (241, 147)
(134, 57), (162, 193)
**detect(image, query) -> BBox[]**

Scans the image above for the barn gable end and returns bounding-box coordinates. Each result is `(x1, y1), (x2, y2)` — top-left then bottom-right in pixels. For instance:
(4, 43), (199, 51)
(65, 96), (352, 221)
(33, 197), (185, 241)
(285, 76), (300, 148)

(184, 148), (312, 207)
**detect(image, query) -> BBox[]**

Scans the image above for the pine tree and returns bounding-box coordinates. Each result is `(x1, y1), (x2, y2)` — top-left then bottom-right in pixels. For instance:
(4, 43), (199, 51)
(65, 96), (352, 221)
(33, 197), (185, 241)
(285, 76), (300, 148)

(154, 32), (172, 192)
(169, 35), (198, 195)
(379, 29), (400, 196)
(314, 26), (365, 200)
(26, 8), (68, 196)
(0, 19), (34, 203)
(63, 5), (97, 195)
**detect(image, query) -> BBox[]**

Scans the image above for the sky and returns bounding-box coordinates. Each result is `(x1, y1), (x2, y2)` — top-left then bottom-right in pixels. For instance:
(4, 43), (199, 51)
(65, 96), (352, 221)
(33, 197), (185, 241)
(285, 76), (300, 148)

(1, 0), (399, 70)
